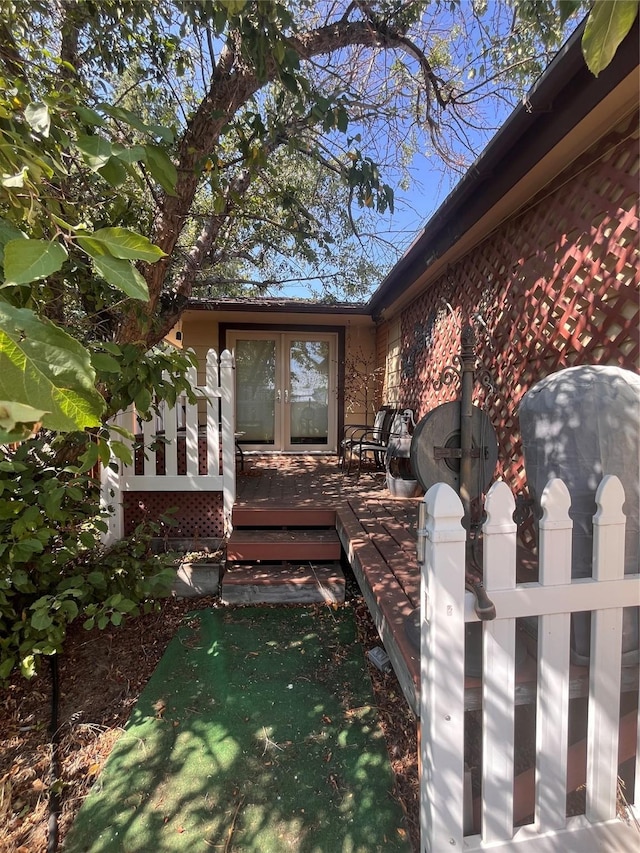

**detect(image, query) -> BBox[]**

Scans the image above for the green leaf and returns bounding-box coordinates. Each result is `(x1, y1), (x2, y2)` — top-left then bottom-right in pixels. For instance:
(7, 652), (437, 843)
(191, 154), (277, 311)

(78, 441), (100, 473)
(112, 143), (147, 164)
(111, 440), (133, 466)
(91, 352), (121, 373)
(99, 157), (128, 187)
(74, 106), (105, 127)
(110, 611), (122, 626)
(146, 125), (175, 143)
(30, 610), (53, 630)
(2, 238), (68, 285)
(135, 387), (152, 414)
(0, 656), (15, 680)
(0, 400), (46, 441)
(59, 600), (79, 620)
(89, 253), (150, 301)
(558, 0), (583, 25)
(16, 538), (44, 555)
(11, 568), (32, 592)
(81, 227), (166, 262)
(144, 145), (178, 195)
(582, 0), (639, 76)
(24, 102), (51, 138)
(97, 437), (111, 467)
(77, 134), (113, 170)
(0, 219), (26, 265)
(0, 303), (105, 432)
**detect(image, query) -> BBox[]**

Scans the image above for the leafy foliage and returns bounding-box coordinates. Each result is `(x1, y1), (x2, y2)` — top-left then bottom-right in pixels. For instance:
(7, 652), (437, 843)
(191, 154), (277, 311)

(581, 0), (639, 76)
(0, 303), (105, 442)
(4, 0), (623, 429)
(0, 0), (634, 686)
(0, 434), (177, 682)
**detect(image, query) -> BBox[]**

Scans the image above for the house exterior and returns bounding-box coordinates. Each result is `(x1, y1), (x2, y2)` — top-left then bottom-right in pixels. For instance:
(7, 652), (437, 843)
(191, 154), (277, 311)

(367, 19), (639, 502)
(177, 299), (378, 454)
(176, 18), (638, 501)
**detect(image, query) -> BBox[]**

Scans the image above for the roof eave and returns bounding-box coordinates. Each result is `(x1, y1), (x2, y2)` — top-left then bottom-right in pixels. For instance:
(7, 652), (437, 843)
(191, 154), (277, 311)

(367, 18), (639, 319)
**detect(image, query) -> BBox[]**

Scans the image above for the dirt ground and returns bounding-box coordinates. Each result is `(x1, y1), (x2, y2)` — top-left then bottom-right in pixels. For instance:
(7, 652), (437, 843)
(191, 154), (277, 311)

(0, 595), (419, 853)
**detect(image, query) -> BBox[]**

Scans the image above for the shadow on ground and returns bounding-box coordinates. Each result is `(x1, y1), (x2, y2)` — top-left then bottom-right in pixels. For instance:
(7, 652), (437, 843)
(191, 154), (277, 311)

(64, 606), (411, 852)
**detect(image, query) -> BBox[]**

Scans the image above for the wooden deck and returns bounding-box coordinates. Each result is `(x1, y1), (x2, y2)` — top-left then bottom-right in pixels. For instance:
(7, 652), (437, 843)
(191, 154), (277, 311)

(235, 454), (423, 713)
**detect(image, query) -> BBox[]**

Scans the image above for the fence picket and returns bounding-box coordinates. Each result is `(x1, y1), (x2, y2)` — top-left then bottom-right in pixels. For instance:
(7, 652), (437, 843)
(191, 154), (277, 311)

(184, 362), (199, 477)
(163, 374), (178, 477)
(420, 482), (467, 852)
(206, 349), (221, 477)
(481, 481), (518, 842)
(141, 412), (155, 476)
(536, 478), (573, 831)
(587, 475), (626, 822)
(220, 349), (236, 527)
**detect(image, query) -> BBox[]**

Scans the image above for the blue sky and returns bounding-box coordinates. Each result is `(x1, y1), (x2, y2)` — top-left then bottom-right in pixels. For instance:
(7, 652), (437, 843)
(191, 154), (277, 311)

(272, 2), (584, 300)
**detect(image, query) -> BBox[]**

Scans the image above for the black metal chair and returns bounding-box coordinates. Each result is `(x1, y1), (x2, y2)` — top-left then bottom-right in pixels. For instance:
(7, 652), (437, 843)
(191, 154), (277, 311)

(341, 407), (401, 475)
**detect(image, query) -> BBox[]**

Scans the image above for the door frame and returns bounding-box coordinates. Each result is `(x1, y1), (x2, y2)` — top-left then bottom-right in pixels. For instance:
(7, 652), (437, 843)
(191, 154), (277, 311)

(221, 323), (345, 453)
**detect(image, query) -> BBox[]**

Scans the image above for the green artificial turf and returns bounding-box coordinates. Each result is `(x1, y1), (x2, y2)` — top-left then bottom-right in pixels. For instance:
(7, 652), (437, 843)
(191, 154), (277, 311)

(65, 606), (411, 853)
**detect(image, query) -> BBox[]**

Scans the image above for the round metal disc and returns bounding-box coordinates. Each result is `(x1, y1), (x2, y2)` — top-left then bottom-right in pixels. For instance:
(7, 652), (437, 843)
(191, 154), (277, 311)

(409, 401), (498, 496)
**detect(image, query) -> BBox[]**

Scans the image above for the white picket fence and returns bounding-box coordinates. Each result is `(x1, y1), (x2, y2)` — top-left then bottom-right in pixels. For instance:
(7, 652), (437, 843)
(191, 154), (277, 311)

(100, 349), (236, 544)
(419, 475), (639, 852)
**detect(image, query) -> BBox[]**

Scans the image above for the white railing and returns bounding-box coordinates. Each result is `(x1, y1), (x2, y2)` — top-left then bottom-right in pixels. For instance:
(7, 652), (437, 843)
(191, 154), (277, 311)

(419, 475), (639, 852)
(101, 349), (236, 544)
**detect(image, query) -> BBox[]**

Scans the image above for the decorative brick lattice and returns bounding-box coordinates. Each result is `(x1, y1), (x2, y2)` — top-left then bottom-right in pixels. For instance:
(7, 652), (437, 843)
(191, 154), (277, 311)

(393, 113), (639, 507)
(123, 491), (224, 539)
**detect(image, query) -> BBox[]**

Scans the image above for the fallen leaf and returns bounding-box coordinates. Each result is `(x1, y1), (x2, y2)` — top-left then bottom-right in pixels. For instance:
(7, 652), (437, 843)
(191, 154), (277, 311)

(153, 698), (166, 718)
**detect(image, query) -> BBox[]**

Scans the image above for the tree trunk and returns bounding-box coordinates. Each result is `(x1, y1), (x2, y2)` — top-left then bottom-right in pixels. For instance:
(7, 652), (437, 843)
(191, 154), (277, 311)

(116, 17), (410, 348)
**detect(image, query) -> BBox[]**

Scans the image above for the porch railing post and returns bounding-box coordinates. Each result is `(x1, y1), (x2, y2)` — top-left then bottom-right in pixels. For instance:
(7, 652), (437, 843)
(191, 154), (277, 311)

(420, 482), (466, 852)
(220, 348), (236, 534)
(206, 349), (221, 476)
(99, 454), (122, 547)
(99, 410), (129, 547)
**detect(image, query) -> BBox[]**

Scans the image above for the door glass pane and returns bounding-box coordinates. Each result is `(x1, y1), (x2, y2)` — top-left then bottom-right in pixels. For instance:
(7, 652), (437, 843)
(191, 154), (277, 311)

(235, 339), (276, 444)
(289, 340), (329, 446)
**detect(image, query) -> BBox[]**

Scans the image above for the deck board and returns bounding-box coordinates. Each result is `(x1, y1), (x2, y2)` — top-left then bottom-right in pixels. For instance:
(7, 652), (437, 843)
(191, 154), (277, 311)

(335, 500), (420, 715)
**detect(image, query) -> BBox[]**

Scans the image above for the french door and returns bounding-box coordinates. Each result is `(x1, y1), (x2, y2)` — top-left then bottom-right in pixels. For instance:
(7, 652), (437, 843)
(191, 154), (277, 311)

(228, 331), (337, 452)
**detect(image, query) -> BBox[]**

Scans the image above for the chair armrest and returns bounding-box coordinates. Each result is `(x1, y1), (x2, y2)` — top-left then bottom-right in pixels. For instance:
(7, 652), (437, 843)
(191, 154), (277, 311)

(349, 428), (387, 449)
(341, 423), (376, 444)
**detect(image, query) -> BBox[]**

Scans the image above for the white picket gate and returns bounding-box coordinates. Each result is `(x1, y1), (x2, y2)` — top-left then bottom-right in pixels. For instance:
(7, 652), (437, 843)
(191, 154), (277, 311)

(101, 349), (236, 544)
(419, 475), (639, 851)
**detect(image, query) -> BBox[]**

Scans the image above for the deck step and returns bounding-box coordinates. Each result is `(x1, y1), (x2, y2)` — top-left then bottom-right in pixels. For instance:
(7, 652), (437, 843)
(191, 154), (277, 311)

(226, 528), (341, 562)
(232, 507), (336, 528)
(221, 562), (345, 605)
